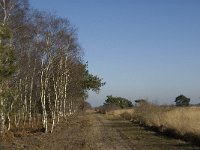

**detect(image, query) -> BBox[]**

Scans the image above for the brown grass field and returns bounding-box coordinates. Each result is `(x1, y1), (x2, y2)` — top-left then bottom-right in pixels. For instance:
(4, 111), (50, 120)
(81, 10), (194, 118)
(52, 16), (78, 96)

(109, 104), (200, 145)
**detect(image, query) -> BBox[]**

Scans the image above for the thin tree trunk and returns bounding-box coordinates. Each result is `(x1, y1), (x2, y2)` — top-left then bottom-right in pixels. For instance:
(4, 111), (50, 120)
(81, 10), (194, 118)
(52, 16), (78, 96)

(29, 67), (35, 127)
(14, 112), (20, 128)
(23, 76), (28, 127)
(0, 84), (5, 137)
(0, 99), (5, 137)
(7, 113), (11, 131)
(41, 69), (48, 133)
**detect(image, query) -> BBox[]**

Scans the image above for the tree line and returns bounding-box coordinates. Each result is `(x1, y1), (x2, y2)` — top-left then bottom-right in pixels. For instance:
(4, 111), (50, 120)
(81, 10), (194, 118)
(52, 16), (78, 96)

(0, 0), (104, 137)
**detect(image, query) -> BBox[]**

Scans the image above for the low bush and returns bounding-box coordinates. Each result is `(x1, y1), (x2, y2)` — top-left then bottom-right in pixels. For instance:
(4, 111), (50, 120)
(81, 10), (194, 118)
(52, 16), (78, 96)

(120, 112), (132, 121)
(96, 104), (121, 114)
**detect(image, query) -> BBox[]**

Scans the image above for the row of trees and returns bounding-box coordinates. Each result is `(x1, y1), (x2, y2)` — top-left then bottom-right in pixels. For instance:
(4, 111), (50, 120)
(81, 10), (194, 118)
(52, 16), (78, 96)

(102, 94), (190, 109)
(0, 0), (104, 137)
(96, 94), (191, 115)
(134, 95), (191, 107)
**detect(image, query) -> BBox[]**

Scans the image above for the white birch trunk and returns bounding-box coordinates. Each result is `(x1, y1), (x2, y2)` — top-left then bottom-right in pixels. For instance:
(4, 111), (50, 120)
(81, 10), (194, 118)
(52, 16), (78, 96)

(68, 99), (72, 115)
(40, 69), (48, 133)
(0, 98), (5, 137)
(14, 112), (20, 128)
(28, 66), (35, 127)
(23, 76), (28, 126)
(63, 69), (69, 118)
(7, 113), (11, 131)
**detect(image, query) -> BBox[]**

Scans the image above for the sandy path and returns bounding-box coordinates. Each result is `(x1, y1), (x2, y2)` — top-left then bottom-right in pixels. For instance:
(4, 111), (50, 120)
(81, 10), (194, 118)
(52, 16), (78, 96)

(86, 112), (137, 150)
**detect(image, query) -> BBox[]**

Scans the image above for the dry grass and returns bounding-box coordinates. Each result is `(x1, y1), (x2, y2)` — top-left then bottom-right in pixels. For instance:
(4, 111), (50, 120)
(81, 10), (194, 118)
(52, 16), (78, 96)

(112, 104), (200, 145)
(107, 108), (135, 116)
(162, 107), (200, 135)
(133, 105), (200, 135)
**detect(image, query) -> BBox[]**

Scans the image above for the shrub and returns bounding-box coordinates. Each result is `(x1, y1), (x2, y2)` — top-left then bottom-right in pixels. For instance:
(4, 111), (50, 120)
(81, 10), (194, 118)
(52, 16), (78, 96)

(120, 112), (132, 121)
(132, 102), (163, 126)
(96, 104), (121, 114)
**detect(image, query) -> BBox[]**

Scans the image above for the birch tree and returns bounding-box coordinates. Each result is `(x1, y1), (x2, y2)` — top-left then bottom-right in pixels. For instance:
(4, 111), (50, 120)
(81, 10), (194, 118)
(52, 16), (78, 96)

(0, 0), (105, 136)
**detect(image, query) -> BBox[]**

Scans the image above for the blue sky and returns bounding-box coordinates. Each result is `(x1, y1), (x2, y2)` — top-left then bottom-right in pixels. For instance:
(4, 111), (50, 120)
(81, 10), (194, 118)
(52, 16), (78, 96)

(30, 0), (200, 106)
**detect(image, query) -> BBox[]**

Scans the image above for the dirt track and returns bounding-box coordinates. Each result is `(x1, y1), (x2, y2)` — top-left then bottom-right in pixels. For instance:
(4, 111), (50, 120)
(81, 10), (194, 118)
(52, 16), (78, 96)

(0, 111), (199, 150)
(86, 112), (136, 150)
(86, 112), (199, 150)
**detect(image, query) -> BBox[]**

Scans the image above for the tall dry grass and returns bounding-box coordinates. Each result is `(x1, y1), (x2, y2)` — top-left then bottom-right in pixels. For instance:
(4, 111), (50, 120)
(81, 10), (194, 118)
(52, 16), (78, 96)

(107, 109), (135, 116)
(162, 107), (200, 135)
(132, 104), (200, 136)
(115, 104), (200, 144)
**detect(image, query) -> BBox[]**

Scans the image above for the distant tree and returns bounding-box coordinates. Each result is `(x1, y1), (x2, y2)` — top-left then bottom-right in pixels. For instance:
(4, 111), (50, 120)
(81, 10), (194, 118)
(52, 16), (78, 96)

(104, 95), (133, 108)
(84, 101), (92, 110)
(175, 94), (190, 106)
(79, 101), (92, 111)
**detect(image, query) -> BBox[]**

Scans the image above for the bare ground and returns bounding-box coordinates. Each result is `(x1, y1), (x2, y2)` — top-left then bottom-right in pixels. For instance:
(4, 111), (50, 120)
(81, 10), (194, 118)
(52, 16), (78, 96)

(0, 111), (200, 150)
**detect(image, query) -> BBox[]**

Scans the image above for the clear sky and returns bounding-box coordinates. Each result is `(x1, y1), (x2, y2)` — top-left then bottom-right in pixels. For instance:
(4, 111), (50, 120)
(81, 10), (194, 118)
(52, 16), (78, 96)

(29, 0), (200, 106)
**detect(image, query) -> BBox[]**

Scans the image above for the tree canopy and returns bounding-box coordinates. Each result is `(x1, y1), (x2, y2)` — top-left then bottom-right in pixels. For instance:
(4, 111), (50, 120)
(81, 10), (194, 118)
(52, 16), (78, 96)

(83, 63), (105, 93)
(0, 24), (17, 81)
(175, 94), (190, 106)
(104, 95), (133, 108)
